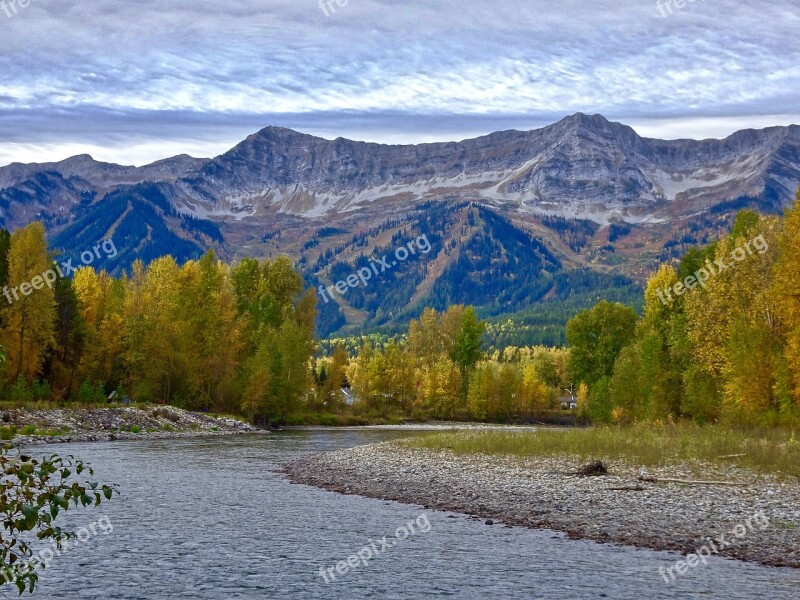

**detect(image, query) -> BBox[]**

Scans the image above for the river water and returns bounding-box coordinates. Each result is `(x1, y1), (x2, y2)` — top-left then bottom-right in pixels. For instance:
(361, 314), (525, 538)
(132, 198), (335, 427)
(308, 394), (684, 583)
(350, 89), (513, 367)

(16, 430), (800, 599)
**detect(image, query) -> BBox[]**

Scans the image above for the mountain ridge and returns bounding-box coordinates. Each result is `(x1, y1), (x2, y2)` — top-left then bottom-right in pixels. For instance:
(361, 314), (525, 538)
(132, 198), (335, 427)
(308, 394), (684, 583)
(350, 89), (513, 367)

(2, 113), (799, 227)
(0, 113), (798, 337)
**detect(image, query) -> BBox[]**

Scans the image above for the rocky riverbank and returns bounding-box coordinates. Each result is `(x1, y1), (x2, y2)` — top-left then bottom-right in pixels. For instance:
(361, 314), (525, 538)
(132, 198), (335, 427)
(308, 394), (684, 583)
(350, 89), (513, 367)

(285, 441), (800, 569)
(3, 405), (259, 446)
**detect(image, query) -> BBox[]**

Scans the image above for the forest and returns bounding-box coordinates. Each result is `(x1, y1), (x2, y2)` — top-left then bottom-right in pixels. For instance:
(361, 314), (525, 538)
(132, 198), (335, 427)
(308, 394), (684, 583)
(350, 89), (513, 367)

(2, 189), (799, 428)
(572, 190), (800, 427)
(0, 222), (316, 424)
(315, 190), (800, 427)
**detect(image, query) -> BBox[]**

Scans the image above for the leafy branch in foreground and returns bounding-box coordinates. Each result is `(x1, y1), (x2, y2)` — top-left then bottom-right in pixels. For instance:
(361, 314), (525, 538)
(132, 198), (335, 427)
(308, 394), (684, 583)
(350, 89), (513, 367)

(0, 446), (118, 594)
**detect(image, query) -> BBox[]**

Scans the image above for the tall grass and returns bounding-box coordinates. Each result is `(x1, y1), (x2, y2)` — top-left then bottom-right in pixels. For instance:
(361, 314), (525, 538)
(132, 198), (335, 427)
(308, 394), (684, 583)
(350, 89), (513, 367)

(0, 400), (124, 412)
(401, 424), (800, 479)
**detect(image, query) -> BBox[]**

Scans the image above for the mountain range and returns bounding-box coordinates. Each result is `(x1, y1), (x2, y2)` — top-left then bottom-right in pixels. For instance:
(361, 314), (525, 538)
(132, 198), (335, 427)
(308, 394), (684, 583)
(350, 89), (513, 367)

(1, 113), (798, 338)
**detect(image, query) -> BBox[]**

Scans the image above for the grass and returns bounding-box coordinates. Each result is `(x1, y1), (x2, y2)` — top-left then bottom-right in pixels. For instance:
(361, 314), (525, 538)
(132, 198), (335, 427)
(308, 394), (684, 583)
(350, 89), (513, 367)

(37, 427), (71, 436)
(284, 412), (372, 427)
(0, 424), (70, 438)
(0, 400), (117, 412)
(401, 423), (800, 479)
(283, 411), (417, 427)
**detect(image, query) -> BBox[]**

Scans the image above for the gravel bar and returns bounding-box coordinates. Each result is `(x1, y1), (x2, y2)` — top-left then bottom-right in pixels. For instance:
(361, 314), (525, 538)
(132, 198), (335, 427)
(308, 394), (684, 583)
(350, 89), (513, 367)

(285, 441), (800, 569)
(4, 405), (260, 446)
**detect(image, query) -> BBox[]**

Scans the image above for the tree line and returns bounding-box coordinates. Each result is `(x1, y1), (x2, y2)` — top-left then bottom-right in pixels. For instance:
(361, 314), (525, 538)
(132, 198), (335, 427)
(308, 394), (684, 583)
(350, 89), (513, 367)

(315, 306), (573, 423)
(6, 191), (800, 429)
(567, 190), (800, 427)
(0, 222), (316, 424)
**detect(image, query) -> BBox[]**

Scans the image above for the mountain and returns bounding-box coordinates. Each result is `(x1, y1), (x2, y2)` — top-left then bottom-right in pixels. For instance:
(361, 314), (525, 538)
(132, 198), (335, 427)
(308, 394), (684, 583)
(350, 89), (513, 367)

(0, 113), (798, 338)
(0, 154), (209, 232)
(172, 113), (800, 223)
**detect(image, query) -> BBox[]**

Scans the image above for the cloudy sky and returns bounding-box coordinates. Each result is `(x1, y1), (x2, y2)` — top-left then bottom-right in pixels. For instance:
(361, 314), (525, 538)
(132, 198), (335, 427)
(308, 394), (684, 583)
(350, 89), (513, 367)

(0, 0), (798, 166)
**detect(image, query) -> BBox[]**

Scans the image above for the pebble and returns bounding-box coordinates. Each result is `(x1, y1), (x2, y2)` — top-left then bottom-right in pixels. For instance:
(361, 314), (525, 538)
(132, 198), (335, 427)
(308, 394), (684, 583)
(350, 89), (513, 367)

(285, 441), (800, 569)
(4, 406), (259, 447)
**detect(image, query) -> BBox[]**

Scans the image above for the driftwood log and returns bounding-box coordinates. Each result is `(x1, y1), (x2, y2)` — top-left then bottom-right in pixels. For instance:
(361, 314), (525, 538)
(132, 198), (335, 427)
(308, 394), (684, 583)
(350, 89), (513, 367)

(637, 475), (749, 486)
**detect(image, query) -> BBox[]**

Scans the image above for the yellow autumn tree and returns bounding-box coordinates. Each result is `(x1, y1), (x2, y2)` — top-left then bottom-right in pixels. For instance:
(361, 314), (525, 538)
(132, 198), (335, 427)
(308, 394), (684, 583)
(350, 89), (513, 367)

(73, 267), (126, 386)
(773, 187), (800, 407)
(422, 356), (463, 419)
(2, 222), (55, 381)
(178, 252), (243, 411)
(719, 216), (783, 420)
(520, 362), (550, 417)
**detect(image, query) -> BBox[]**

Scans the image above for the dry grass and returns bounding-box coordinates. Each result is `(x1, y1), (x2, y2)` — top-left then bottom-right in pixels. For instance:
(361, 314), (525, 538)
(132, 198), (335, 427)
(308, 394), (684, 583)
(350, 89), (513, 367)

(402, 424), (800, 479)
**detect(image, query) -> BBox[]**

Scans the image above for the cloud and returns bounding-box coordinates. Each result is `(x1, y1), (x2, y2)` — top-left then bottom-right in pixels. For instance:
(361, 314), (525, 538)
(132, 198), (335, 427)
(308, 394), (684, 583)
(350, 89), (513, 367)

(0, 0), (798, 164)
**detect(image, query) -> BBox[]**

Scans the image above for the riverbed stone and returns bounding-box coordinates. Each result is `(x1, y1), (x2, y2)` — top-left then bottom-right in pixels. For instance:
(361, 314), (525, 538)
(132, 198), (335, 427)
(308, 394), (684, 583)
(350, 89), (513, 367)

(284, 441), (800, 569)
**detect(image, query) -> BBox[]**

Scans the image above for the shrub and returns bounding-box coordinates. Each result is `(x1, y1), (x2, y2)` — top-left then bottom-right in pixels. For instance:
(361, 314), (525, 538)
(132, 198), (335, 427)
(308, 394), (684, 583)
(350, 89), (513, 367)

(77, 381), (106, 404)
(0, 425), (16, 440)
(31, 381), (52, 401)
(133, 381), (155, 404)
(10, 377), (33, 404)
(39, 427), (69, 437)
(0, 446), (118, 593)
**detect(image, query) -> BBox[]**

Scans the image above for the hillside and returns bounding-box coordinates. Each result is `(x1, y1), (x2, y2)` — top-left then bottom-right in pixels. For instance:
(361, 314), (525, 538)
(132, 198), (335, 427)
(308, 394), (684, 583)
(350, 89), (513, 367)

(0, 113), (797, 337)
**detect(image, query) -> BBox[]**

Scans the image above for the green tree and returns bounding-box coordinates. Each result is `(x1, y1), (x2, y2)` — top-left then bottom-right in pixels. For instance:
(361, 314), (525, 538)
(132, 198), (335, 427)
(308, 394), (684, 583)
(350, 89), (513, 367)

(179, 251), (242, 411)
(566, 301), (637, 386)
(317, 345), (349, 413)
(450, 306), (486, 373)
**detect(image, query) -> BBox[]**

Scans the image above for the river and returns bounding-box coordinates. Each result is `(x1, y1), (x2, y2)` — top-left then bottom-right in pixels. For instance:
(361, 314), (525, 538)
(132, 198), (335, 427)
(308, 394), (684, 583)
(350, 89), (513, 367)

(18, 430), (800, 599)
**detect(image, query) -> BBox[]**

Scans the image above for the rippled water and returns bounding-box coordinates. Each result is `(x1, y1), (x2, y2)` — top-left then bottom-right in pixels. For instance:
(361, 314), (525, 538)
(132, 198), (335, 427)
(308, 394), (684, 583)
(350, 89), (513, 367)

(15, 430), (800, 599)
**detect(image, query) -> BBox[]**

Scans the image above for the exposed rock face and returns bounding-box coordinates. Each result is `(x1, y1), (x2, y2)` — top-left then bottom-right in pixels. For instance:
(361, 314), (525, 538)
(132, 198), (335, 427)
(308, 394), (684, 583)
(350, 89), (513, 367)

(2, 113), (798, 228)
(172, 113), (800, 223)
(0, 114), (798, 326)
(0, 153), (208, 192)
(0, 153), (210, 231)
